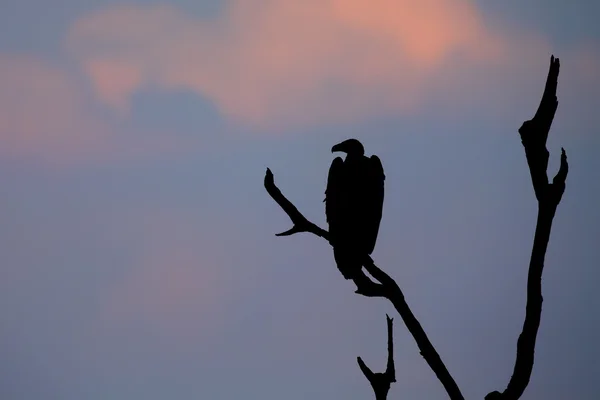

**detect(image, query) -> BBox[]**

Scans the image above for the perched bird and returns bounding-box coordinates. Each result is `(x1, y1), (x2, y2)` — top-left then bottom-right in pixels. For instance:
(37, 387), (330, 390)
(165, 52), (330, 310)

(325, 139), (385, 282)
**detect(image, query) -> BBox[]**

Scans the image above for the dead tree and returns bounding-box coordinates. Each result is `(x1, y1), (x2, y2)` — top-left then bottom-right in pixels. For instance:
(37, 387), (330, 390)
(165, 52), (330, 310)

(264, 56), (568, 400)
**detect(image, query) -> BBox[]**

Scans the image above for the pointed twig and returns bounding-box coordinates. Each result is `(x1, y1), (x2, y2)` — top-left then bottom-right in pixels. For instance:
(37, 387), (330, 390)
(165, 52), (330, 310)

(386, 314), (396, 381)
(357, 315), (396, 400)
(518, 56), (565, 204)
(264, 169), (465, 400)
(486, 55), (569, 400)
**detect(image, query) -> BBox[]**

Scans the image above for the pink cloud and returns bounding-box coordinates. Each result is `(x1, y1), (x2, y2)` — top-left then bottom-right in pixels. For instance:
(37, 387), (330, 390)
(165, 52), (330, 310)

(4, 1), (592, 163)
(0, 55), (202, 165)
(84, 58), (143, 113)
(66, 1), (522, 129)
(0, 55), (113, 163)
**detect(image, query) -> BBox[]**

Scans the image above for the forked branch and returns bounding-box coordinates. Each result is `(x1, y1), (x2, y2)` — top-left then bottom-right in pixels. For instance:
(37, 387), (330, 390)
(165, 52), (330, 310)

(357, 315), (396, 400)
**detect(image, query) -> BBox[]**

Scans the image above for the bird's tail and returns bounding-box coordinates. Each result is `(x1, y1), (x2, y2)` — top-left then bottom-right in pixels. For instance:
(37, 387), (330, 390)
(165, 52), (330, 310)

(333, 246), (363, 280)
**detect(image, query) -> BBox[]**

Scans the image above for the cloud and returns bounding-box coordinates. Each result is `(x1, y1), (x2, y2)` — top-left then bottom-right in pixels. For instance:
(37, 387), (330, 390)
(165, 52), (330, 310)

(84, 58), (143, 113)
(66, 0), (524, 129)
(0, 55), (114, 163)
(5, 2), (595, 164)
(0, 54), (202, 165)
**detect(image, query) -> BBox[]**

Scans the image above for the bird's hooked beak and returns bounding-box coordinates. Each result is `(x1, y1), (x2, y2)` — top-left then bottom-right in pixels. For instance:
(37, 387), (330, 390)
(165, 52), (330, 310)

(331, 140), (349, 153)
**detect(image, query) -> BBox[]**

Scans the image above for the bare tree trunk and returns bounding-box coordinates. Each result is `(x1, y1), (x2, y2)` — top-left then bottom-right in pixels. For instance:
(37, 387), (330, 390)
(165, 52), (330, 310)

(486, 56), (568, 400)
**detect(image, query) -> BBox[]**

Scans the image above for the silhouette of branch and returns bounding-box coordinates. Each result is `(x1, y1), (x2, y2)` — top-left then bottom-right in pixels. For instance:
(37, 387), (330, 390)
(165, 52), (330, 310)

(486, 56), (569, 400)
(264, 168), (329, 239)
(264, 168), (465, 400)
(357, 315), (396, 400)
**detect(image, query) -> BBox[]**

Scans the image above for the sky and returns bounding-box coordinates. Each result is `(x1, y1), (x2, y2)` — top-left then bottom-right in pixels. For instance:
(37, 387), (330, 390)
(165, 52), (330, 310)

(0, 0), (599, 399)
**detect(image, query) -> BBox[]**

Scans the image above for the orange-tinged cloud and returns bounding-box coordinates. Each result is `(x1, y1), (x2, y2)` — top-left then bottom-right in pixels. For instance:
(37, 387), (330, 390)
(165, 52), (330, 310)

(84, 58), (143, 113)
(330, 0), (492, 66)
(0, 54), (202, 165)
(4, 1), (596, 164)
(0, 55), (112, 162)
(66, 0), (513, 129)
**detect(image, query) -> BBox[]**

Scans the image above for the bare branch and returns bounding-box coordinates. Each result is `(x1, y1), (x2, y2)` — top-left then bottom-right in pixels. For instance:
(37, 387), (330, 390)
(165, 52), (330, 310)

(357, 315), (396, 400)
(487, 55), (569, 400)
(264, 168), (465, 400)
(518, 56), (561, 202)
(264, 168), (328, 239)
(386, 314), (396, 382)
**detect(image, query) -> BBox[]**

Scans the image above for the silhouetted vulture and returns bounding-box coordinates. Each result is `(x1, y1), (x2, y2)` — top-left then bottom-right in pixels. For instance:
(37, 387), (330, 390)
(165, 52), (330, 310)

(325, 139), (385, 281)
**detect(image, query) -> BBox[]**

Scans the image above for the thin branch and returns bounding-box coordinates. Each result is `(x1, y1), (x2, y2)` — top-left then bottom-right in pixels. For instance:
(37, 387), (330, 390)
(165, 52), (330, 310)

(264, 168), (328, 239)
(486, 55), (569, 400)
(265, 169), (465, 400)
(357, 315), (397, 400)
(386, 314), (396, 381)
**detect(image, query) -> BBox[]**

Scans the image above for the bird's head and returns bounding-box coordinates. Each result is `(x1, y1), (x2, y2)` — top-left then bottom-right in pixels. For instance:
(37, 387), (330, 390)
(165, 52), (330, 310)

(331, 139), (365, 158)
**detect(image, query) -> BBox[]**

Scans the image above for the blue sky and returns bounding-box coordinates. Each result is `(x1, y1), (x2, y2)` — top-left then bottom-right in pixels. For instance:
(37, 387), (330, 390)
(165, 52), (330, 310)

(0, 1), (599, 399)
